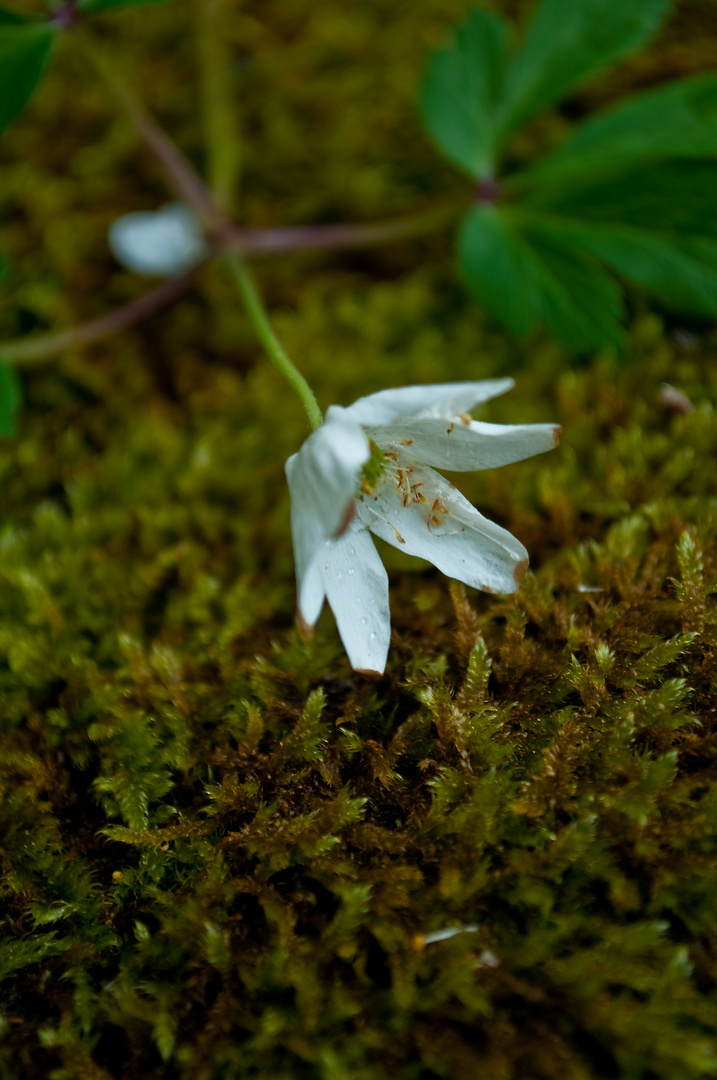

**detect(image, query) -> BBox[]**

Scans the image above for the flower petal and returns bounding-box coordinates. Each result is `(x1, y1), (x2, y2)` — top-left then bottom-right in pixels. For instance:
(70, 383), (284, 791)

(375, 418), (561, 471)
(109, 203), (206, 277)
(295, 551), (326, 630)
(286, 415), (370, 628)
(320, 524), (390, 674)
(358, 464), (528, 593)
(329, 379), (514, 427)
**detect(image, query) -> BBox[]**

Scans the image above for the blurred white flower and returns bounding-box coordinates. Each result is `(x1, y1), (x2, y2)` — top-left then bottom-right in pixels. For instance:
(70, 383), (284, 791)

(286, 380), (560, 674)
(108, 203), (206, 277)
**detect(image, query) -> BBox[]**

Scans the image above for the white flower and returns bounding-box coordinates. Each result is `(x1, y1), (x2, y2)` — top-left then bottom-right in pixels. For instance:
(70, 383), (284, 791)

(108, 203), (206, 277)
(285, 380), (560, 674)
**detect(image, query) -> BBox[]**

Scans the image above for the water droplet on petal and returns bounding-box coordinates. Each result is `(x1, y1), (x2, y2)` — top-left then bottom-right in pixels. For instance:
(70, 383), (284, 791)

(348, 568), (355, 575)
(361, 617), (368, 624)
(369, 632), (377, 640)
(350, 547), (356, 556)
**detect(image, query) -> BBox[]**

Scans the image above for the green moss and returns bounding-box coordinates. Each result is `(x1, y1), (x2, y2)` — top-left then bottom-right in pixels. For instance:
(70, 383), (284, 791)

(1, 1), (717, 1078)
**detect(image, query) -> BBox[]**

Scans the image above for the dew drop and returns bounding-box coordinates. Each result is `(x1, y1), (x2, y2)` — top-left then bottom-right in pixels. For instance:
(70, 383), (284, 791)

(348, 568), (355, 575)
(361, 617), (368, 624)
(350, 547), (356, 556)
(369, 632), (377, 640)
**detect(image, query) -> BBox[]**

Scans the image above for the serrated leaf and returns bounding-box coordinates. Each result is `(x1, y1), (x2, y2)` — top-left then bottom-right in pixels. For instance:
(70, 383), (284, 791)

(0, 25), (55, 134)
(458, 204), (624, 352)
(420, 8), (508, 179)
(458, 205), (539, 337)
(0, 363), (21, 437)
(80, 0), (172, 11)
(525, 160), (717, 240)
(527, 225), (625, 353)
(518, 72), (717, 188)
(497, 0), (669, 137)
(529, 219), (717, 318)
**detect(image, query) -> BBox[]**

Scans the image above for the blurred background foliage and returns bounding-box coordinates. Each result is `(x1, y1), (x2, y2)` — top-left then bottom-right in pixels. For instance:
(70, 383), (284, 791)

(1, 1), (717, 1077)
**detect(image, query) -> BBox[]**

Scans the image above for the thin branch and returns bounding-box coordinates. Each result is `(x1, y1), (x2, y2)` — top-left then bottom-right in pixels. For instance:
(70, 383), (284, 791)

(225, 202), (460, 256)
(77, 30), (224, 230)
(0, 200), (459, 366)
(0, 267), (201, 366)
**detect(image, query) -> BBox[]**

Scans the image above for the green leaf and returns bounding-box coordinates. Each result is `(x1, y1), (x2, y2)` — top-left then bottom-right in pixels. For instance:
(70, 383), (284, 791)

(79, 0), (172, 11)
(498, 0), (669, 138)
(0, 363), (21, 437)
(458, 205), (539, 337)
(525, 160), (717, 241)
(525, 224), (625, 353)
(420, 9), (508, 179)
(518, 72), (717, 188)
(525, 216), (717, 318)
(457, 204), (624, 352)
(0, 6), (33, 24)
(0, 25), (55, 134)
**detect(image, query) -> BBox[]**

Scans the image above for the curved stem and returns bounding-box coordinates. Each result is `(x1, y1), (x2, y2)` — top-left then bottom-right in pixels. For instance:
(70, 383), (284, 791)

(226, 255), (323, 431)
(0, 267), (201, 365)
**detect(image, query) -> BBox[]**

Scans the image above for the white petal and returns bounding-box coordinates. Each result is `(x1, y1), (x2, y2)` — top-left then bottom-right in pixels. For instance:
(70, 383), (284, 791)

(109, 203), (206, 277)
(286, 416), (370, 629)
(328, 379), (514, 427)
(320, 524), (390, 673)
(295, 549), (326, 629)
(286, 416), (369, 542)
(358, 464), (528, 594)
(375, 418), (561, 471)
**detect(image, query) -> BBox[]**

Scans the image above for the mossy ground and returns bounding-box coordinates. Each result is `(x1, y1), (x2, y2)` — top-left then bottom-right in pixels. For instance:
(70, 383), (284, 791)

(1, 2), (717, 1077)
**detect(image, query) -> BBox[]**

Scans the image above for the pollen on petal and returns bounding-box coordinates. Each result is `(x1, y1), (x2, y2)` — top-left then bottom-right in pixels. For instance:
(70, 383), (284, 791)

(297, 610), (315, 640)
(355, 667), (383, 677)
(513, 557), (529, 585)
(552, 426), (563, 447)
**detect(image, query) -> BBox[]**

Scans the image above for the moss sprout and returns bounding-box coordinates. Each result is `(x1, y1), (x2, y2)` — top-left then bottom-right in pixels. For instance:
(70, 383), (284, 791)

(1, 1), (717, 1077)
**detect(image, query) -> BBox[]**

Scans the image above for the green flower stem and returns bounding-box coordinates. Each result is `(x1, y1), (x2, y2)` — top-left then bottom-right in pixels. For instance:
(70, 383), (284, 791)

(193, 0), (241, 213)
(227, 256), (323, 431)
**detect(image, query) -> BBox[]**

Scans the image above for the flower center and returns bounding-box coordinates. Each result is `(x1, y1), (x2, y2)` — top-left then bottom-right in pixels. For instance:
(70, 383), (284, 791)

(358, 440), (388, 497)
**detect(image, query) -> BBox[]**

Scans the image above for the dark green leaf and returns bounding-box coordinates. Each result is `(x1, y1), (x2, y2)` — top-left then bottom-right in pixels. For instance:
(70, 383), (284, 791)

(80, 0), (172, 11)
(0, 363), (21, 438)
(526, 217), (717, 318)
(498, 0), (669, 138)
(523, 160), (717, 241)
(0, 25), (55, 134)
(517, 72), (717, 189)
(420, 9), (508, 179)
(458, 204), (624, 351)
(0, 6), (32, 24)
(458, 205), (539, 337)
(525, 224), (626, 353)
